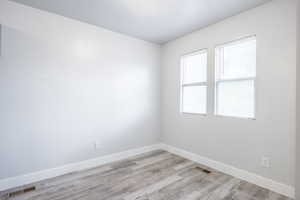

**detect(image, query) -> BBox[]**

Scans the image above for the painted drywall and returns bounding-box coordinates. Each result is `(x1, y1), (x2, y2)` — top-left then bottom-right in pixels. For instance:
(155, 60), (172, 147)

(161, 0), (296, 187)
(0, 0), (161, 179)
(296, 0), (300, 198)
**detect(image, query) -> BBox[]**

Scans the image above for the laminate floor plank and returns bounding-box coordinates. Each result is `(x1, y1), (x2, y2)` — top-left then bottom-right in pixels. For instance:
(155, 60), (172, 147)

(0, 151), (293, 200)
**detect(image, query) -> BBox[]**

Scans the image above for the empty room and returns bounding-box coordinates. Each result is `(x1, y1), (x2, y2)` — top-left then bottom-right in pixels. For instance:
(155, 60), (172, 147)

(0, 0), (299, 199)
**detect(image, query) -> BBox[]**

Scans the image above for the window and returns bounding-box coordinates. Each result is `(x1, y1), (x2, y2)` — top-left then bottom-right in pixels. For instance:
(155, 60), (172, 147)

(215, 36), (256, 119)
(180, 50), (207, 114)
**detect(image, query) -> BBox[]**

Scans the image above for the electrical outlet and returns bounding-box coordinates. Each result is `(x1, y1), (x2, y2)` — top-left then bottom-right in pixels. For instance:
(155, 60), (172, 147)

(94, 142), (102, 150)
(261, 156), (270, 168)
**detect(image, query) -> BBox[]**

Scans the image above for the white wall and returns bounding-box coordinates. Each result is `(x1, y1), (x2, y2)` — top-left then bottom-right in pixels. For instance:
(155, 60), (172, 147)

(161, 0), (296, 187)
(0, 0), (161, 179)
(296, 0), (300, 198)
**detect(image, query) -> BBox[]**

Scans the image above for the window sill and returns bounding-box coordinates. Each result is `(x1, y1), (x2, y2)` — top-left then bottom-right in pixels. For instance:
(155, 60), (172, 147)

(214, 114), (256, 120)
(179, 112), (256, 120)
(181, 112), (207, 116)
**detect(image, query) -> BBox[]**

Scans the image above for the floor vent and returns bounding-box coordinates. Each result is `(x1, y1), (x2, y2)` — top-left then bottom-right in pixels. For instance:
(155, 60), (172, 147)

(195, 166), (211, 174)
(8, 186), (36, 197)
(202, 169), (211, 174)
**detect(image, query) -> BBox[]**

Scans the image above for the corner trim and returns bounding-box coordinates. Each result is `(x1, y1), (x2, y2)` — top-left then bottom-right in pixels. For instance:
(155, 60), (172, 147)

(160, 143), (295, 198)
(0, 144), (163, 192)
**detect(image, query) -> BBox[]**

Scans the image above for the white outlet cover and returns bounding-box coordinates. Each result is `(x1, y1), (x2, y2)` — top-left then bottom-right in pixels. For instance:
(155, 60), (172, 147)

(94, 142), (101, 149)
(261, 156), (270, 168)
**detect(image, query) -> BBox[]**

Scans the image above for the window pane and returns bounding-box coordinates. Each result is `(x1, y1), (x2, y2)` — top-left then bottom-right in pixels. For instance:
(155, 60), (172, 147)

(182, 51), (207, 84)
(217, 38), (256, 80)
(216, 80), (254, 118)
(182, 86), (207, 114)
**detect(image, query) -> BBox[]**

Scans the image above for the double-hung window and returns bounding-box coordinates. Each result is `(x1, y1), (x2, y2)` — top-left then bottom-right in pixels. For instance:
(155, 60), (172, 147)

(215, 36), (256, 119)
(180, 50), (208, 114)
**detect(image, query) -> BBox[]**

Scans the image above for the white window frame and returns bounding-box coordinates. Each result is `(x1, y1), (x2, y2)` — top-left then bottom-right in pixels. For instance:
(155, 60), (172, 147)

(180, 49), (208, 115)
(214, 36), (256, 119)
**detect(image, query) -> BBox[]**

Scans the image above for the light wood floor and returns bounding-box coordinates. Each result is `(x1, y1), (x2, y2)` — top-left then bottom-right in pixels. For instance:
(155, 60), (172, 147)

(0, 151), (292, 200)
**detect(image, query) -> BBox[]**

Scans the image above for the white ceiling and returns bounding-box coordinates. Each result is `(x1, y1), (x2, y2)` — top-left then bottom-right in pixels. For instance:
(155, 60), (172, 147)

(9, 0), (271, 44)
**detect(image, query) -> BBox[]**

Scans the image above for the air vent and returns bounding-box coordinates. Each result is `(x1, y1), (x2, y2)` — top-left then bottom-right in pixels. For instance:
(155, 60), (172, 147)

(8, 186), (36, 197)
(202, 169), (211, 174)
(195, 166), (211, 174)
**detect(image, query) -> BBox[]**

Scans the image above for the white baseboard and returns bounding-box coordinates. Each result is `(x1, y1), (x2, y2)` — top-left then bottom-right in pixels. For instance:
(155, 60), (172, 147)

(0, 144), (163, 192)
(0, 143), (294, 199)
(160, 143), (295, 198)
